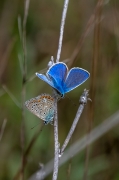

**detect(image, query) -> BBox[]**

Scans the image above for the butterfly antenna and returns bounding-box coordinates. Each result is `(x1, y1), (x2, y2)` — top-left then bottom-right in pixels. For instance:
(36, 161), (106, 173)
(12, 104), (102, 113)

(65, 95), (77, 107)
(48, 56), (54, 68)
(31, 122), (44, 130)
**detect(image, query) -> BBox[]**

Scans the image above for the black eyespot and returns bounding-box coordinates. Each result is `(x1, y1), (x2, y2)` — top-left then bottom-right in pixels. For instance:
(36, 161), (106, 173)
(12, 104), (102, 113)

(44, 121), (48, 125)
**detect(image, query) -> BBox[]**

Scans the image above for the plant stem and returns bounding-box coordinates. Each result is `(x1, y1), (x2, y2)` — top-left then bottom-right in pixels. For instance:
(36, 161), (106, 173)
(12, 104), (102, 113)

(56, 0), (69, 63)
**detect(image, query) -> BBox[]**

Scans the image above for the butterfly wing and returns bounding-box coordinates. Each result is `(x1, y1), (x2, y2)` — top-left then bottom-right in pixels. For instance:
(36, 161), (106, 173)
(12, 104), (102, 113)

(64, 68), (90, 93)
(47, 62), (68, 82)
(47, 62), (68, 94)
(44, 109), (54, 125)
(25, 94), (55, 124)
(25, 96), (43, 119)
(36, 73), (57, 90)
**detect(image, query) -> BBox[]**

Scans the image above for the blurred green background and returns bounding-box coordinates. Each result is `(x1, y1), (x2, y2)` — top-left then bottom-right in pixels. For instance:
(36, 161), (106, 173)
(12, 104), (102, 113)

(0, 0), (119, 179)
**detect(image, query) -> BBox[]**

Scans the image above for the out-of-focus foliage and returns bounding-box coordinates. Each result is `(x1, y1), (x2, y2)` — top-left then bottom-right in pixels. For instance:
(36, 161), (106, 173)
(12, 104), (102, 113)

(0, 0), (119, 179)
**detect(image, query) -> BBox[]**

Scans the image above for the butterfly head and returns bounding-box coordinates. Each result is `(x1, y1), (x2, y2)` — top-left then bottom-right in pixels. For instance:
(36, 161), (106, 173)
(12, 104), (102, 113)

(44, 109), (54, 125)
(53, 89), (64, 100)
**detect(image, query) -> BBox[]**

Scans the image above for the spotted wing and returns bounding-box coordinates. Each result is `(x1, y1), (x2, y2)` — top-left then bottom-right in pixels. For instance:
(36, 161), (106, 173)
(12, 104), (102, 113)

(25, 94), (55, 124)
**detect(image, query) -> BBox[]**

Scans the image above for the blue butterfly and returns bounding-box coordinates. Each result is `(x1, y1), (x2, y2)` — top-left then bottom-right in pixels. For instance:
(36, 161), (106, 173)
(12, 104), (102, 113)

(36, 62), (90, 97)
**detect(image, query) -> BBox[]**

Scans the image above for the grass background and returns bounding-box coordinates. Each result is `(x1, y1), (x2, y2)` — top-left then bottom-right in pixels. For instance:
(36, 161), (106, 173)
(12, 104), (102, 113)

(0, 0), (119, 179)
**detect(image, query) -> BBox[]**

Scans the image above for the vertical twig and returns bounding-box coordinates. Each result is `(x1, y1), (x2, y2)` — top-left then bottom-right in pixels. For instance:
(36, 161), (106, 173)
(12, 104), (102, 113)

(53, 0), (69, 179)
(56, 0), (69, 63)
(52, 97), (59, 180)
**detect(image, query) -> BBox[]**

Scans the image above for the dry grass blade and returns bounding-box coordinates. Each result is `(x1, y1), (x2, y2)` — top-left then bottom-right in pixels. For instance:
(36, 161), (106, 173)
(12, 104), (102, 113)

(2, 85), (21, 108)
(13, 123), (44, 180)
(69, 0), (105, 68)
(0, 119), (7, 142)
(83, 1), (104, 179)
(20, 0), (30, 179)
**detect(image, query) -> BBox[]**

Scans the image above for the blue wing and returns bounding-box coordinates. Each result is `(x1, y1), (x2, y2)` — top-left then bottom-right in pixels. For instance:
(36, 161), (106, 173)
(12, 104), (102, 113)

(47, 62), (68, 87)
(64, 68), (90, 93)
(47, 75), (64, 95)
(36, 72), (64, 95)
(46, 62), (68, 95)
(36, 73), (56, 89)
